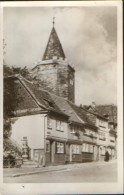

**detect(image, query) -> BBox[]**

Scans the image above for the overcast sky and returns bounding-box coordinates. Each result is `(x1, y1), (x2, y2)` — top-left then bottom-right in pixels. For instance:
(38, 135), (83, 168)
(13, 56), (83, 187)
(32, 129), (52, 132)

(3, 6), (117, 106)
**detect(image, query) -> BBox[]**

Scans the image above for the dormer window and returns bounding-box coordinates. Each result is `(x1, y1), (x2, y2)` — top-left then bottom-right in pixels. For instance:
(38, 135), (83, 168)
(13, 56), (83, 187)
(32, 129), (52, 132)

(70, 126), (76, 134)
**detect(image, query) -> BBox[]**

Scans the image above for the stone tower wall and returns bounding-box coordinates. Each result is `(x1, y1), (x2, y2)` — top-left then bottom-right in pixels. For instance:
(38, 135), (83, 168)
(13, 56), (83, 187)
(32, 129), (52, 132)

(31, 61), (75, 102)
(32, 63), (58, 94)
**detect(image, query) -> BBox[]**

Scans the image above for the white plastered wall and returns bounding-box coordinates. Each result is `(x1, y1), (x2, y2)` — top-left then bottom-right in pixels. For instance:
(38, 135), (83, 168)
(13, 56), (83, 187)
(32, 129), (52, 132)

(11, 114), (46, 159)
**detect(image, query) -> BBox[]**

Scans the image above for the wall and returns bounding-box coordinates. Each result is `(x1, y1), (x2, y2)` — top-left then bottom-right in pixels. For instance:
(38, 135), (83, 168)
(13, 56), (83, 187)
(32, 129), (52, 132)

(44, 114), (68, 165)
(57, 64), (75, 102)
(45, 114), (68, 141)
(11, 114), (46, 159)
(96, 118), (109, 147)
(32, 63), (58, 94)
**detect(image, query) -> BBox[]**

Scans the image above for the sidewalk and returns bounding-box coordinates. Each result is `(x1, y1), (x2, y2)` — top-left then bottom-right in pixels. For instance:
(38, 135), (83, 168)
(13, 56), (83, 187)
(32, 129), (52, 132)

(3, 159), (117, 178)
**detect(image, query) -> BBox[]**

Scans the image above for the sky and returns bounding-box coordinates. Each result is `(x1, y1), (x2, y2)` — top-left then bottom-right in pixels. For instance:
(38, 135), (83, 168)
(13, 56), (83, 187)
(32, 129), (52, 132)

(3, 6), (117, 106)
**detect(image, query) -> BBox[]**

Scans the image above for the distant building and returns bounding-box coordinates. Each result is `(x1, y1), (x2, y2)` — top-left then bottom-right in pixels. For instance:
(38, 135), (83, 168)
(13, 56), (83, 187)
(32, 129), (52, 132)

(96, 105), (117, 159)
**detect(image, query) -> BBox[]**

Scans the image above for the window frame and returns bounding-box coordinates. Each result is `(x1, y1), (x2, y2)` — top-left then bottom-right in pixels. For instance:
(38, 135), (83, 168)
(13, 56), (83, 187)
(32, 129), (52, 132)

(72, 144), (80, 154)
(46, 141), (50, 152)
(56, 142), (65, 154)
(56, 120), (64, 132)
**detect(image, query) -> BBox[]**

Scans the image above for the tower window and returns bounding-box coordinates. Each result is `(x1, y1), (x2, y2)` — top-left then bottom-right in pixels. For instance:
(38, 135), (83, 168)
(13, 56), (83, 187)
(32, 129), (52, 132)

(69, 79), (73, 85)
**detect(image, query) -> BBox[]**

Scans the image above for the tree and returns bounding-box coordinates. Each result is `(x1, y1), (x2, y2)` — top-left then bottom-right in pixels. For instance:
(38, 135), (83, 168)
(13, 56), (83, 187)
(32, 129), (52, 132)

(3, 65), (31, 139)
(3, 64), (30, 78)
(4, 77), (18, 138)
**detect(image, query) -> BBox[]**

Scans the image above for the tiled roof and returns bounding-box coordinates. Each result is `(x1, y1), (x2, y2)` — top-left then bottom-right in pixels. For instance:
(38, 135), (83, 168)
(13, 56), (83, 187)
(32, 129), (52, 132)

(49, 93), (98, 129)
(68, 102), (97, 129)
(21, 78), (58, 110)
(96, 105), (117, 123)
(49, 93), (84, 125)
(83, 105), (107, 120)
(42, 27), (65, 60)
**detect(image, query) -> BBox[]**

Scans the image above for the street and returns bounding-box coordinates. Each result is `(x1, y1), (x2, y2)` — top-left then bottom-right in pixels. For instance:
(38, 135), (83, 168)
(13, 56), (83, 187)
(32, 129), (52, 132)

(4, 160), (117, 183)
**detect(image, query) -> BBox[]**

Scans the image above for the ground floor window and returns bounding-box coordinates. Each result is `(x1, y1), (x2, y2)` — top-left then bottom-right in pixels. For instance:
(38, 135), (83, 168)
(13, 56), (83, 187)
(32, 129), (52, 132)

(82, 143), (94, 153)
(46, 141), (50, 152)
(72, 144), (80, 154)
(56, 142), (65, 154)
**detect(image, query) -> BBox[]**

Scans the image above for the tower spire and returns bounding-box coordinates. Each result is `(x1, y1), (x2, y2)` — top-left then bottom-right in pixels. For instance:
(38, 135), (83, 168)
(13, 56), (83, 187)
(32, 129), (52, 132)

(42, 19), (65, 60)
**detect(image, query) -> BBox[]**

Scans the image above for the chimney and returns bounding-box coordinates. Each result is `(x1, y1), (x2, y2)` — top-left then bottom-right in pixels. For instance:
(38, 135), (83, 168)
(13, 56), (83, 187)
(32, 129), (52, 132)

(80, 104), (83, 108)
(91, 102), (96, 108)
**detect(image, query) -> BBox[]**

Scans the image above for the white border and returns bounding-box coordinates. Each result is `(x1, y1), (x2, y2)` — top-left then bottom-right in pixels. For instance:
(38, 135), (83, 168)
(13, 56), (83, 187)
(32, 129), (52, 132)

(0, 1), (123, 194)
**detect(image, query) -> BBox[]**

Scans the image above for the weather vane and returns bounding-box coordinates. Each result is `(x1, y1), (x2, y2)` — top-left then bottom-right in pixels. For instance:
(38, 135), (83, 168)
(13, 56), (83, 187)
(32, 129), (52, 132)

(53, 17), (55, 27)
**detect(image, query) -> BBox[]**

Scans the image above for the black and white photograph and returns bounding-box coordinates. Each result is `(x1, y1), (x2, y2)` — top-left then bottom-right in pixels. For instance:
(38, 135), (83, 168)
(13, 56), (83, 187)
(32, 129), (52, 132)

(0, 1), (123, 194)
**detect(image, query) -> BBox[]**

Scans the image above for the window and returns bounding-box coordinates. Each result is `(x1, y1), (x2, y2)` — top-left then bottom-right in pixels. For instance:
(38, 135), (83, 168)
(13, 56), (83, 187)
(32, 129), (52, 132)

(99, 120), (106, 128)
(70, 125), (80, 137)
(110, 140), (115, 143)
(47, 117), (52, 129)
(56, 142), (64, 153)
(94, 132), (97, 138)
(82, 143), (86, 152)
(76, 145), (79, 154)
(69, 79), (74, 85)
(90, 145), (93, 153)
(82, 143), (93, 153)
(70, 126), (75, 134)
(85, 129), (94, 136)
(99, 131), (106, 140)
(72, 144), (80, 154)
(85, 144), (89, 152)
(46, 141), (50, 152)
(56, 120), (64, 131)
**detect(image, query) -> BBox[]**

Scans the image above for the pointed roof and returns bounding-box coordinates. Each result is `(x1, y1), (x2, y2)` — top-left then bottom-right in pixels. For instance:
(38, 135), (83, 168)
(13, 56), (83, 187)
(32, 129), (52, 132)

(42, 27), (66, 60)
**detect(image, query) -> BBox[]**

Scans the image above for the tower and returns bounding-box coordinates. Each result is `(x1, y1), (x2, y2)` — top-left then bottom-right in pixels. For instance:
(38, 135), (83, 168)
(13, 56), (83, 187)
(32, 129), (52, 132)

(31, 20), (75, 103)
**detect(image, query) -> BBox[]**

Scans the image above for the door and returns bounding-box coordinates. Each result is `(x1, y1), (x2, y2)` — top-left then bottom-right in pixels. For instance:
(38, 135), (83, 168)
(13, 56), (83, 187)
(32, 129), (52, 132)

(33, 149), (42, 162)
